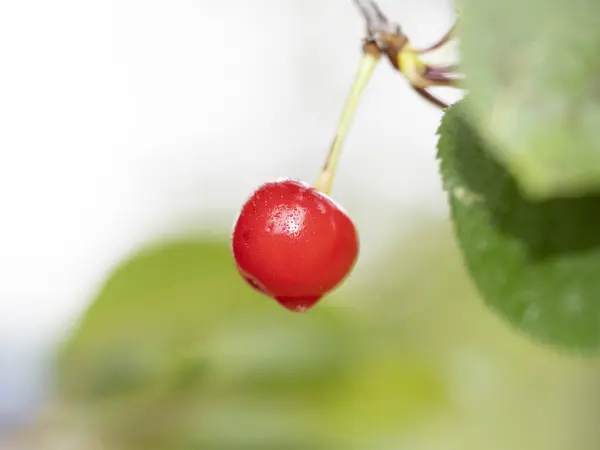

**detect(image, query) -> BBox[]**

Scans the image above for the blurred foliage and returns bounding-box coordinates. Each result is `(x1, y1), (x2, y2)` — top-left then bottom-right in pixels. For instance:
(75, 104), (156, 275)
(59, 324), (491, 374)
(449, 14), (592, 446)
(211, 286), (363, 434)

(56, 239), (357, 449)
(456, 0), (600, 199)
(437, 102), (600, 351)
(51, 219), (600, 450)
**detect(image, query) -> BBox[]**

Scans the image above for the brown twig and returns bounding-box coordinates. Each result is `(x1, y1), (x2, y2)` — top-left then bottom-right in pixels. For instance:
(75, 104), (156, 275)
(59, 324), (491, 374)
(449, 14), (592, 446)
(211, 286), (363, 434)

(415, 21), (458, 54)
(352, 0), (399, 38)
(422, 71), (462, 88)
(413, 87), (449, 109)
(352, 0), (461, 109)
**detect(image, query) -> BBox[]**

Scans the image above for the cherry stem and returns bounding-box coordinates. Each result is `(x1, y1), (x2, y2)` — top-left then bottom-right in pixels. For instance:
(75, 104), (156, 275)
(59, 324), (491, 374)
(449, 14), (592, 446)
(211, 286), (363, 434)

(314, 44), (380, 195)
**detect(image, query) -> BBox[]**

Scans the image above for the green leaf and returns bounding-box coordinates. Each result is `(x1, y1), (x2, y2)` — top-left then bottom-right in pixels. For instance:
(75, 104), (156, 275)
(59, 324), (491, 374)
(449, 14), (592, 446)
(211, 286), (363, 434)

(53, 236), (456, 449)
(57, 238), (352, 395)
(437, 100), (600, 351)
(457, 0), (600, 198)
(54, 236), (361, 448)
(43, 224), (600, 449)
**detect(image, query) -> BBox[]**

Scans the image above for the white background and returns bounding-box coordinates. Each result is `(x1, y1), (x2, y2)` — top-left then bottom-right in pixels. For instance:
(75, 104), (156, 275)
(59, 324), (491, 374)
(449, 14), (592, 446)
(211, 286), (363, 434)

(0, 0), (457, 426)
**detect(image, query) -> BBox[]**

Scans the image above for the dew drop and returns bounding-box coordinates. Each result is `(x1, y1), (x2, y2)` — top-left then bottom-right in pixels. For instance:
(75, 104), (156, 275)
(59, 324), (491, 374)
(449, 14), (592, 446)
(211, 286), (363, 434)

(268, 205), (306, 236)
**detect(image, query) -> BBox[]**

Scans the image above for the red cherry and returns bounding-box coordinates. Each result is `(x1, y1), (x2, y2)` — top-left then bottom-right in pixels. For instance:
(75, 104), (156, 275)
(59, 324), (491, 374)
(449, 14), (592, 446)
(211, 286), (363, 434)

(231, 179), (359, 312)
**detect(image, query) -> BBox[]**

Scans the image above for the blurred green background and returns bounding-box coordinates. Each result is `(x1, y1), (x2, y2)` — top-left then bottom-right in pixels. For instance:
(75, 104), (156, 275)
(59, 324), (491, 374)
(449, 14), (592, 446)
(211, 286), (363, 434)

(2, 0), (600, 448)
(15, 216), (600, 450)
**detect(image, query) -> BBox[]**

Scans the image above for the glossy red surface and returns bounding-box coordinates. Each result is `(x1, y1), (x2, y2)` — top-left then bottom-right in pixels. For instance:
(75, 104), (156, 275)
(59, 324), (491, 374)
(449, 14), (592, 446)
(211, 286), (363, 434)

(232, 179), (359, 312)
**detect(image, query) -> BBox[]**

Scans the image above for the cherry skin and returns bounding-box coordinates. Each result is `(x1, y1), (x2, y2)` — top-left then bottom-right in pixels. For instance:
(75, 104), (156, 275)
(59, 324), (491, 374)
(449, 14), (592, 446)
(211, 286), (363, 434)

(231, 179), (359, 312)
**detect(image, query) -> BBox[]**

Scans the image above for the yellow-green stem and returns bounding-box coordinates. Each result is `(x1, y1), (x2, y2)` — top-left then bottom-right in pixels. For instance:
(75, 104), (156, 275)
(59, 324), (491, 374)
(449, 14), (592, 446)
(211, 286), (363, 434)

(314, 51), (379, 195)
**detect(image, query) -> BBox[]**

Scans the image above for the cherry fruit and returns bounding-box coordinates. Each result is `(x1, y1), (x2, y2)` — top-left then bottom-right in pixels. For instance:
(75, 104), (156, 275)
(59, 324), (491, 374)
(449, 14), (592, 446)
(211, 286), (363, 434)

(231, 43), (378, 311)
(232, 179), (359, 312)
